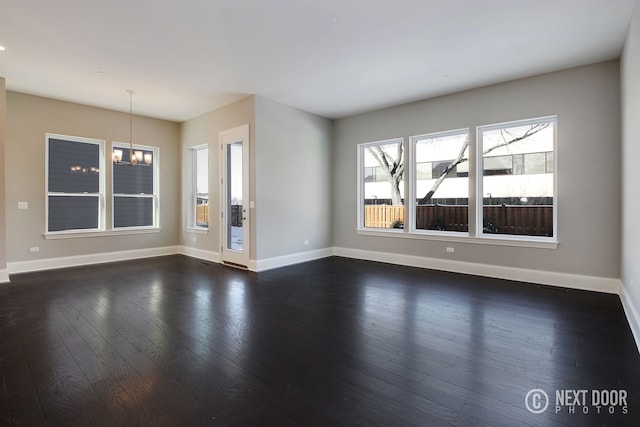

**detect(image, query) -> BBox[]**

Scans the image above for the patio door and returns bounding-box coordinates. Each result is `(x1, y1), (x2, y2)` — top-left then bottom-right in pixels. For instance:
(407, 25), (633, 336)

(220, 125), (250, 268)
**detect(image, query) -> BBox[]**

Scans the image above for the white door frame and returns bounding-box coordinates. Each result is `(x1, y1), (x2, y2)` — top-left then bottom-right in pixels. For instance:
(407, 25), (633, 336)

(219, 124), (250, 268)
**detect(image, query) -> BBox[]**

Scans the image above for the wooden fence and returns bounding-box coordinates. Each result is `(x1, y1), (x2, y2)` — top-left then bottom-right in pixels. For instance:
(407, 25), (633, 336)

(416, 205), (468, 232)
(196, 204), (243, 227)
(364, 205), (404, 228)
(365, 204), (553, 236)
(483, 205), (553, 236)
(230, 204), (243, 227)
(196, 204), (209, 226)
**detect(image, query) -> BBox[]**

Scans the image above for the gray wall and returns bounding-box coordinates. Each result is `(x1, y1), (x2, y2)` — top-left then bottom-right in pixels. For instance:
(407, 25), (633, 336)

(180, 96), (256, 258)
(254, 96), (333, 259)
(333, 61), (621, 279)
(621, 1), (640, 320)
(5, 92), (181, 263)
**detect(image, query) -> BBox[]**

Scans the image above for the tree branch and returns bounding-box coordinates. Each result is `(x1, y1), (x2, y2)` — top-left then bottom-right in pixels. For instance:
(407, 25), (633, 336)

(417, 123), (549, 204)
(367, 147), (390, 178)
(418, 137), (469, 205)
(483, 123), (549, 157)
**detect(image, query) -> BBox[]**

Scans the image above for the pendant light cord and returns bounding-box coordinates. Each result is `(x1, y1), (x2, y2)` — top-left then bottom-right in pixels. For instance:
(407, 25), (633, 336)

(127, 90), (135, 162)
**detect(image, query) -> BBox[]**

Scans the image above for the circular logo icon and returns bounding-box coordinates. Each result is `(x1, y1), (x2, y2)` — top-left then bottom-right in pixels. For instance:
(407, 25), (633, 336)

(525, 389), (549, 414)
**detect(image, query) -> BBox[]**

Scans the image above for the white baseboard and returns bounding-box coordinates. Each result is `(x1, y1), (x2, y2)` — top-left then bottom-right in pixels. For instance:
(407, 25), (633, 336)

(5, 243), (622, 296)
(4, 242), (637, 353)
(7, 246), (182, 275)
(0, 269), (10, 284)
(251, 247), (334, 272)
(5, 245), (331, 276)
(620, 283), (640, 353)
(180, 246), (220, 263)
(333, 247), (621, 294)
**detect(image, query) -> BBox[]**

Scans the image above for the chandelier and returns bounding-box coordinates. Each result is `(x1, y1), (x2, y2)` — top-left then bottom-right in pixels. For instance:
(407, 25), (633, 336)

(112, 90), (152, 166)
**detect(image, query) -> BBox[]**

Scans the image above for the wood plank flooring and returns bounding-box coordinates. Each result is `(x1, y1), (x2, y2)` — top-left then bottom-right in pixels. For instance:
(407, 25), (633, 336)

(0, 255), (638, 426)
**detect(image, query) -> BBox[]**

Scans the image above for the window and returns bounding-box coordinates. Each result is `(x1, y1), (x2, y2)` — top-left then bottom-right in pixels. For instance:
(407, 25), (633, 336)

(478, 117), (556, 238)
(46, 134), (104, 233)
(411, 129), (469, 233)
(357, 116), (557, 246)
(112, 144), (158, 229)
(358, 139), (405, 229)
(193, 146), (209, 228)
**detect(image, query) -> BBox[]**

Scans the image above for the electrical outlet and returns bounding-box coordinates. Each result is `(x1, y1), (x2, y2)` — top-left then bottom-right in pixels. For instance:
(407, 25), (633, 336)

(446, 247), (455, 253)
(18, 202), (28, 210)
(304, 240), (310, 245)
(29, 246), (40, 253)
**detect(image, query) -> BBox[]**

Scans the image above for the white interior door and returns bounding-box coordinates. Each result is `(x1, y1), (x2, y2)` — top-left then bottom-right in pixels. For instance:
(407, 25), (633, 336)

(220, 124), (250, 268)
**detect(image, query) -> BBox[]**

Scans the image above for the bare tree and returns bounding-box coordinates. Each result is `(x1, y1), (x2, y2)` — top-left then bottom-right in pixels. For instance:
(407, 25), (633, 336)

(367, 143), (404, 205)
(418, 123), (550, 205)
(366, 123), (549, 207)
(419, 135), (469, 205)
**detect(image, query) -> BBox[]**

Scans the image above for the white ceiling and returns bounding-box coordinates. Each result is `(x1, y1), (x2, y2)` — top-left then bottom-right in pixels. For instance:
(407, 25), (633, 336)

(0, 0), (635, 122)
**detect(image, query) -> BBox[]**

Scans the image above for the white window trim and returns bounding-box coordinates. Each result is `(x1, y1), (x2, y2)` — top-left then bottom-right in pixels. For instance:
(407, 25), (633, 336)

(356, 117), (559, 249)
(186, 226), (209, 235)
(476, 116), (557, 245)
(356, 229), (557, 249)
(408, 128), (470, 236)
(44, 228), (161, 240)
(45, 133), (106, 235)
(111, 142), (160, 231)
(191, 144), (209, 230)
(356, 137), (405, 231)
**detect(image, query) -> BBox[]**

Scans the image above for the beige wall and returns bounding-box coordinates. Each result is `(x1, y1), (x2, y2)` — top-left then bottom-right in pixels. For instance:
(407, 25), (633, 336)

(333, 61), (621, 279)
(254, 96), (333, 259)
(180, 96), (256, 258)
(5, 92), (181, 264)
(621, 1), (640, 326)
(0, 79), (6, 279)
(0, 58), (628, 288)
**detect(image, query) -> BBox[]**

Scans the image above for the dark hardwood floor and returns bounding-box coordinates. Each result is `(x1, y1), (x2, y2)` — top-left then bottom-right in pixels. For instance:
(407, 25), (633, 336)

(0, 255), (638, 426)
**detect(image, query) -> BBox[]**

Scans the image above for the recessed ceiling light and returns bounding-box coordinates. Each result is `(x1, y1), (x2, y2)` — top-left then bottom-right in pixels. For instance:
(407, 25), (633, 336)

(0, 46), (6, 51)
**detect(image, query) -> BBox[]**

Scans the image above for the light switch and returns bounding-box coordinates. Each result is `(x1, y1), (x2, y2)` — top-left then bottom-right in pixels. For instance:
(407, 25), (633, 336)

(18, 202), (28, 210)
(249, 201), (255, 209)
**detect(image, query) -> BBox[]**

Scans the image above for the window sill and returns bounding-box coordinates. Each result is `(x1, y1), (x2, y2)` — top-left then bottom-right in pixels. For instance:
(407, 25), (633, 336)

(356, 229), (558, 249)
(44, 228), (161, 240)
(186, 226), (209, 235)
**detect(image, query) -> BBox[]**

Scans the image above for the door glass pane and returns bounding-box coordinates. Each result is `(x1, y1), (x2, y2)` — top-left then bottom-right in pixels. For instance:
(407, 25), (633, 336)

(227, 142), (243, 251)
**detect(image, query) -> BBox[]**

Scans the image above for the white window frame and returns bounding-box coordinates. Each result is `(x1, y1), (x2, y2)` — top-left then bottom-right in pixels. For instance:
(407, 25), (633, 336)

(357, 138), (405, 233)
(476, 116), (557, 245)
(408, 128), (471, 238)
(356, 116), (558, 249)
(111, 142), (160, 231)
(189, 145), (209, 232)
(45, 133), (106, 236)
